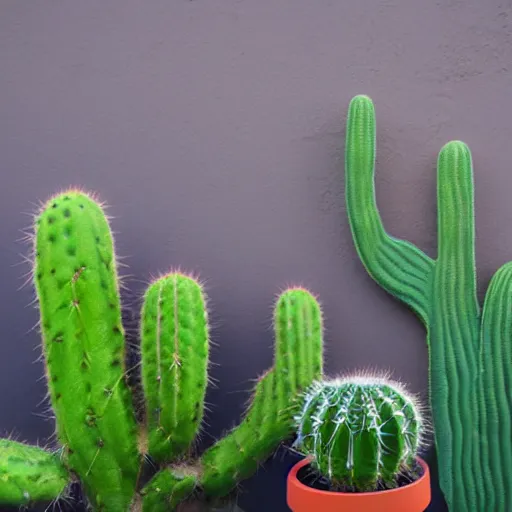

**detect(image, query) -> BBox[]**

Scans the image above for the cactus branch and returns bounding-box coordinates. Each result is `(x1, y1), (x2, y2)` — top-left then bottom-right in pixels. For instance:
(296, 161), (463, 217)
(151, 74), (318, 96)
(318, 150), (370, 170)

(199, 287), (324, 498)
(0, 439), (69, 506)
(478, 262), (512, 511)
(141, 272), (209, 463)
(431, 141), (482, 509)
(345, 96), (434, 325)
(141, 466), (197, 512)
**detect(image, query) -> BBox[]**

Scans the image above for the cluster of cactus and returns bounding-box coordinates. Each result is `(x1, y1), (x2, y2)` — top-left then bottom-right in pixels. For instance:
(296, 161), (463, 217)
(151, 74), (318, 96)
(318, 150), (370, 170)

(293, 375), (424, 492)
(345, 94), (512, 511)
(0, 189), (324, 511)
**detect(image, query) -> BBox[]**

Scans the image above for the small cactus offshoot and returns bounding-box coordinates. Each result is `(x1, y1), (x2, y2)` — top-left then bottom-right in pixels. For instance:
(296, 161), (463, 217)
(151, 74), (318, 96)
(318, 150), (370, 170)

(294, 375), (424, 492)
(0, 189), (324, 511)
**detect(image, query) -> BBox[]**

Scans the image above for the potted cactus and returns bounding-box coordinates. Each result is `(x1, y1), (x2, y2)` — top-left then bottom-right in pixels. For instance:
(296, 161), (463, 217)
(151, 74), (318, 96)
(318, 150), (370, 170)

(286, 375), (431, 512)
(0, 189), (324, 511)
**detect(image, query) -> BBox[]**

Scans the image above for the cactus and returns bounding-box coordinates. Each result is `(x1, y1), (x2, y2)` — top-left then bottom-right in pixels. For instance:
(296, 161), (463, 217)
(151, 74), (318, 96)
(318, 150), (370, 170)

(0, 189), (324, 511)
(34, 191), (139, 510)
(140, 272), (209, 463)
(0, 439), (69, 506)
(33, 191), (141, 511)
(141, 287), (324, 508)
(345, 94), (512, 510)
(199, 287), (324, 497)
(139, 464), (198, 511)
(293, 376), (424, 492)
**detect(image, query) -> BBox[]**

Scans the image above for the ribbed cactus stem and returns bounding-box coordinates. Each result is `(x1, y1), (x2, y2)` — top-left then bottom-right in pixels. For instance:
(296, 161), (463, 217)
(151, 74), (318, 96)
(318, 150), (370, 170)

(199, 371), (277, 496)
(345, 96), (434, 326)
(344, 94), (512, 510)
(0, 440), (69, 506)
(141, 465), (198, 512)
(34, 190), (140, 511)
(431, 141), (481, 509)
(479, 262), (512, 511)
(295, 376), (423, 491)
(140, 272), (209, 463)
(199, 287), (323, 497)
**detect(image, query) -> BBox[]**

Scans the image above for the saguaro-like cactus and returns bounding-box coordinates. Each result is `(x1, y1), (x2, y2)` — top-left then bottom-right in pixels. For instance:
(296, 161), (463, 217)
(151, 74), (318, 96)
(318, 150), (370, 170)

(345, 94), (512, 511)
(294, 376), (423, 492)
(0, 189), (324, 512)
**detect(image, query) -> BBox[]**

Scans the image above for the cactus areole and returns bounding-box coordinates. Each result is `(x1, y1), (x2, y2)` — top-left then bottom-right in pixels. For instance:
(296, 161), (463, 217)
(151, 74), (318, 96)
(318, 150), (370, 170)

(286, 377), (431, 512)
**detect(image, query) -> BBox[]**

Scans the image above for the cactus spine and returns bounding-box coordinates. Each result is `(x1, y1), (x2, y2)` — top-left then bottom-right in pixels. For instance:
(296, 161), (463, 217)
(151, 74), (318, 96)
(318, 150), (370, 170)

(0, 439), (69, 506)
(294, 376), (423, 492)
(0, 189), (325, 511)
(345, 94), (512, 511)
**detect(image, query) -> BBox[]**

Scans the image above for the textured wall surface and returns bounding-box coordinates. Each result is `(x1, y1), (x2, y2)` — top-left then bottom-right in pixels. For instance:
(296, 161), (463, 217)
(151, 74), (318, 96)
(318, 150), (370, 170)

(1, 1), (512, 511)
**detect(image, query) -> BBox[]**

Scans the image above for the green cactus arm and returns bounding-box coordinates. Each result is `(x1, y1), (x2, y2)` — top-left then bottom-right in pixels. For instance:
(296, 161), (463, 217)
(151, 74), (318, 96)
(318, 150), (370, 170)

(345, 95), (434, 325)
(140, 272), (209, 463)
(0, 439), (69, 506)
(430, 141), (482, 510)
(200, 288), (324, 498)
(34, 191), (140, 511)
(141, 467), (197, 512)
(200, 371), (279, 496)
(273, 288), (323, 413)
(478, 262), (512, 510)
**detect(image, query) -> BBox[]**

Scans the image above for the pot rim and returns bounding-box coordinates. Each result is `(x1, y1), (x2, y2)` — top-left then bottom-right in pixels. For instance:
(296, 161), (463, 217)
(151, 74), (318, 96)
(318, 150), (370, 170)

(288, 455), (430, 497)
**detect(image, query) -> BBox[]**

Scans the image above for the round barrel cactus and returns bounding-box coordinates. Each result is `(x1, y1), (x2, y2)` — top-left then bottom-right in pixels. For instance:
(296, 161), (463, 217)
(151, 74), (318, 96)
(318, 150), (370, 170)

(294, 375), (424, 492)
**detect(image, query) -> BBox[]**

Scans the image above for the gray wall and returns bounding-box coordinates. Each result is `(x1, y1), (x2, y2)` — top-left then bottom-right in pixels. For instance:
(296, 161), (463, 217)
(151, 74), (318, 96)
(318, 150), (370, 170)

(1, 1), (512, 510)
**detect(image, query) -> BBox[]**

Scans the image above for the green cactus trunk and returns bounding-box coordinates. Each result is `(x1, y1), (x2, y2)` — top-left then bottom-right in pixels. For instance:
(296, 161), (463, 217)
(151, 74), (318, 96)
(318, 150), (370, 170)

(0, 440), (69, 506)
(140, 272), (209, 463)
(345, 94), (512, 511)
(34, 191), (140, 511)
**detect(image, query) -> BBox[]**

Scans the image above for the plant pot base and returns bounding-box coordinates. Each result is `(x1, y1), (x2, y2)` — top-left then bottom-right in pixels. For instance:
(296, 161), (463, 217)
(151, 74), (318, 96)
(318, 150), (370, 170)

(286, 457), (431, 512)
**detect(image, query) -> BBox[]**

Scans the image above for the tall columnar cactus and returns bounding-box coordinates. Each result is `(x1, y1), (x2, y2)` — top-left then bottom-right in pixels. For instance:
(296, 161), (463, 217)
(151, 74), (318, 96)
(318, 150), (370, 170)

(0, 189), (324, 511)
(294, 376), (423, 492)
(34, 191), (140, 511)
(345, 94), (512, 511)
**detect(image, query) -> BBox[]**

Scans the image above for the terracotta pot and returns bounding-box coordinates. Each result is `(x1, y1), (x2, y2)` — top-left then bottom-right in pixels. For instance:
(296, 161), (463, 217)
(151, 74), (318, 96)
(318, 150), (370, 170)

(286, 457), (431, 512)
